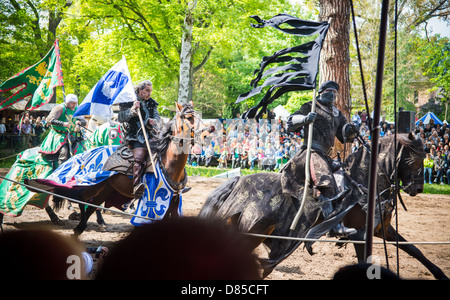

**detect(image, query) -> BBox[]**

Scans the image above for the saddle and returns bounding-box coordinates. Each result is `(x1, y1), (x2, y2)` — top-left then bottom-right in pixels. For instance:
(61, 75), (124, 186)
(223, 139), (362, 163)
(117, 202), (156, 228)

(103, 145), (156, 176)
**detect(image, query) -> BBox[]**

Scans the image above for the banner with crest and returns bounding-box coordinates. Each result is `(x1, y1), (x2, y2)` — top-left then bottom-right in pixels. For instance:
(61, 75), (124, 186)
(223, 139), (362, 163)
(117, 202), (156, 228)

(0, 39), (64, 111)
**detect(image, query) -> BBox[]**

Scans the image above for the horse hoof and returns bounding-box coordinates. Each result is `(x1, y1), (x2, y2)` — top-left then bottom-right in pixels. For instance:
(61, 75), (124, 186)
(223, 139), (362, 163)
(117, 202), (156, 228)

(51, 218), (65, 226)
(69, 211), (81, 220)
(98, 224), (108, 232)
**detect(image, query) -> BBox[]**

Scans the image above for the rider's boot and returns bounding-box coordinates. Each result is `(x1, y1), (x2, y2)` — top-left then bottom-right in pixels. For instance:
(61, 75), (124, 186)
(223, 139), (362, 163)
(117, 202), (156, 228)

(318, 189), (356, 237)
(132, 147), (148, 199)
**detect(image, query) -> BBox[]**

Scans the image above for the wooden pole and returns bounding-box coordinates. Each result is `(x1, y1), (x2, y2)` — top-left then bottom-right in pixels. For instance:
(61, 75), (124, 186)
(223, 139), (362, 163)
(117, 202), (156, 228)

(137, 108), (158, 179)
(364, 0), (390, 263)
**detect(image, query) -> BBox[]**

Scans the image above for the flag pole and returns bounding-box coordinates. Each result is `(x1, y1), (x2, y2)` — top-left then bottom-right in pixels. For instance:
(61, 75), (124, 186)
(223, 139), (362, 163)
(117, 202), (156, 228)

(290, 87), (317, 230)
(137, 109), (158, 179)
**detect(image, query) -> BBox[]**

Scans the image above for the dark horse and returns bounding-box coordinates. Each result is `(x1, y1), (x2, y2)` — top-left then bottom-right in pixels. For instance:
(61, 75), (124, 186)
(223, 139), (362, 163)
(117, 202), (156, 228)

(199, 132), (448, 280)
(28, 102), (199, 235)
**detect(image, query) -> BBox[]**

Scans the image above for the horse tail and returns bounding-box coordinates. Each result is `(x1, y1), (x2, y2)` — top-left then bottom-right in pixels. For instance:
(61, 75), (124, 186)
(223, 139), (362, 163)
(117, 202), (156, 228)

(52, 188), (79, 211)
(198, 176), (240, 219)
(52, 188), (66, 211)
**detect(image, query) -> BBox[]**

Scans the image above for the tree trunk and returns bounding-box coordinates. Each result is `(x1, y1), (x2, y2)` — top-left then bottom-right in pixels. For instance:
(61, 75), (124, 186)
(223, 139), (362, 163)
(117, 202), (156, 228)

(319, 0), (351, 119)
(319, 0), (351, 159)
(178, 0), (197, 104)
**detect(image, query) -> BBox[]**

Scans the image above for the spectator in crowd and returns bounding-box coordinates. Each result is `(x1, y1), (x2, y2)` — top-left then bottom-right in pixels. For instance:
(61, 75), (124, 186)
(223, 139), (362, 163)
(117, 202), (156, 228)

(218, 142), (229, 169)
(20, 117), (32, 135)
(380, 123), (389, 137)
(433, 150), (445, 184)
(0, 120), (6, 145)
(263, 143), (276, 171)
(415, 120), (424, 134)
(351, 111), (361, 126)
(203, 145), (215, 167)
(424, 153), (434, 184)
(248, 145), (258, 170)
(33, 116), (45, 146)
(379, 116), (388, 130)
(257, 148), (265, 170)
(360, 109), (367, 124)
(231, 143), (242, 169)
(240, 148), (248, 169)
(424, 123), (432, 136)
(445, 151), (450, 185)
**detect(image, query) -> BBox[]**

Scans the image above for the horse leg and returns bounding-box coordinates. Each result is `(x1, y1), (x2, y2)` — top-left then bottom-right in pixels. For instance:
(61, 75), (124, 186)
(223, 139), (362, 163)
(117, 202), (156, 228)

(383, 225), (449, 280)
(96, 210), (107, 229)
(74, 203), (88, 236)
(45, 202), (64, 226)
(349, 229), (366, 263)
(75, 180), (115, 234)
(0, 213), (4, 233)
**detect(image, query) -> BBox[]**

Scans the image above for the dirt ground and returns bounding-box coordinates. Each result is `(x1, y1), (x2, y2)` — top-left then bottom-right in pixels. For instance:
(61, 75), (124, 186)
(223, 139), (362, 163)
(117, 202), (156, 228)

(1, 175), (449, 280)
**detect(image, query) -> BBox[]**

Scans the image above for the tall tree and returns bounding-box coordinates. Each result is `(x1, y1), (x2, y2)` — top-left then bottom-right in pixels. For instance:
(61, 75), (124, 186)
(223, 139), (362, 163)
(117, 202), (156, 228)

(178, 0), (197, 104)
(318, 0), (351, 119)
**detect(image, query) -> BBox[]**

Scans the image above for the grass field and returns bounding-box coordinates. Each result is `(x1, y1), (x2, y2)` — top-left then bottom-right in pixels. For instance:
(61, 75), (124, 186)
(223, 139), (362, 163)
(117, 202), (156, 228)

(1, 159), (449, 195)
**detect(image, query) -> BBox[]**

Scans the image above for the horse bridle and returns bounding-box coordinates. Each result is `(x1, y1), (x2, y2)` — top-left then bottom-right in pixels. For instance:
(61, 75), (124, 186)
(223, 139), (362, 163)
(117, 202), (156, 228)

(349, 137), (423, 199)
(169, 106), (198, 147)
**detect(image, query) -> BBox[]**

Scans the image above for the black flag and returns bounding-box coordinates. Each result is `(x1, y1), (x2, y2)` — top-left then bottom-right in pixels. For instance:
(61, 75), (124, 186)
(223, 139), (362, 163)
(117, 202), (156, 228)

(237, 14), (329, 119)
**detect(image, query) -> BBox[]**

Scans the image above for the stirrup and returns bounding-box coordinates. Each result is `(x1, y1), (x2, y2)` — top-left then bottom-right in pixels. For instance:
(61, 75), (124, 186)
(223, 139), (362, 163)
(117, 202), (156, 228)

(329, 223), (357, 237)
(133, 183), (145, 199)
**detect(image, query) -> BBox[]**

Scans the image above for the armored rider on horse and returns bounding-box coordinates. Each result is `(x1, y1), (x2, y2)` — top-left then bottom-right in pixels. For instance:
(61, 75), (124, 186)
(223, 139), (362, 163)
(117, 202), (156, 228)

(282, 80), (359, 237)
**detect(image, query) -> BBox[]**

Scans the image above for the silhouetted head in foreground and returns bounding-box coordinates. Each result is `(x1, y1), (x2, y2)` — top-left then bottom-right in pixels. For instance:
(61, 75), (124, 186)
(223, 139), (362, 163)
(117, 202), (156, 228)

(95, 217), (261, 280)
(333, 263), (402, 280)
(0, 228), (85, 280)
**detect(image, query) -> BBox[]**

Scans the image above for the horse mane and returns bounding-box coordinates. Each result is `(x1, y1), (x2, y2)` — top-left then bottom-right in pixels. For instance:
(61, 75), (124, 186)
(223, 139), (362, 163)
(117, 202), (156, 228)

(343, 132), (424, 176)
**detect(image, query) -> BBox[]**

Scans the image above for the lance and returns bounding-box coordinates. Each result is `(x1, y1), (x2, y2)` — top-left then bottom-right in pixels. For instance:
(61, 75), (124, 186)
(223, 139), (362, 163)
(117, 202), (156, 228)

(365, 0), (390, 262)
(137, 108), (158, 179)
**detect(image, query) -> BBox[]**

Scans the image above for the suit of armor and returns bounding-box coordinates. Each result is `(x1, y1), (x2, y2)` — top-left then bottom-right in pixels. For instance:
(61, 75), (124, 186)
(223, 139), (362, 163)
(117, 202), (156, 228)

(281, 81), (358, 236)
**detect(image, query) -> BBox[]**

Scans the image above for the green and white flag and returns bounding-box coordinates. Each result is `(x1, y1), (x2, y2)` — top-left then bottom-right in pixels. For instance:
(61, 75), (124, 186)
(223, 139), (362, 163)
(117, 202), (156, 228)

(0, 40), (64, 111)
(0, 147), (53, 216)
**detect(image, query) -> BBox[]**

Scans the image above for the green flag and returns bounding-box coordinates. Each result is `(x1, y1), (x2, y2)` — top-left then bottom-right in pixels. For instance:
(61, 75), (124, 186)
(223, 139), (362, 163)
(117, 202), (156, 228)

(0, 39), (64, 111)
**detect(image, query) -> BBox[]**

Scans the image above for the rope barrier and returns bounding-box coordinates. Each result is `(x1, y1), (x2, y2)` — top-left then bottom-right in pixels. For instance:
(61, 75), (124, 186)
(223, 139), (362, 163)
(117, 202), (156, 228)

(1, 175), (449, 246)
(0, 175), (153, 222)
(0, 152), (21, 161)
(243, 232), (450, 246)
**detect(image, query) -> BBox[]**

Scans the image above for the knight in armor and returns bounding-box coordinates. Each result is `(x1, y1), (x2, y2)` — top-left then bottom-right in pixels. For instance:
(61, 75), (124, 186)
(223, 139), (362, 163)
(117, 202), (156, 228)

(39, 94), (87, 167)
(282, 81), (359, 236)
(118, 80), (161, 199)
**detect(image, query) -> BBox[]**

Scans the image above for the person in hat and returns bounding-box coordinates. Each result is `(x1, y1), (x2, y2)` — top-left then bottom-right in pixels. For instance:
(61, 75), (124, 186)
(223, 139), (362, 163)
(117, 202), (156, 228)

(281, 81), (359, 237)
(39, 94), (87, 167)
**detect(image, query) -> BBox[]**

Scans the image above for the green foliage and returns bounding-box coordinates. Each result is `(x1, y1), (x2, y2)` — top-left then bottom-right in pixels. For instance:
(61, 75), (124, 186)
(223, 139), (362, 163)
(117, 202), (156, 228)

(1, 0), (449, 121)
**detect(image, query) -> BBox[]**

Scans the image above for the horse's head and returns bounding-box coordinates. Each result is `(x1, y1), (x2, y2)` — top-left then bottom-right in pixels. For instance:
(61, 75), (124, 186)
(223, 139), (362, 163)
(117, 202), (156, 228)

(173, 101), (199, 147)
(397, 132), (425, 196)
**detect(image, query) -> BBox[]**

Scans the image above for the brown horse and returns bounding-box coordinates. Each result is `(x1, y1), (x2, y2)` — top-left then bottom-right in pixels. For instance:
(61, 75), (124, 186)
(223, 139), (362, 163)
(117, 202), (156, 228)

(200, 133), (449, 280)
(31, 101), (199, 235)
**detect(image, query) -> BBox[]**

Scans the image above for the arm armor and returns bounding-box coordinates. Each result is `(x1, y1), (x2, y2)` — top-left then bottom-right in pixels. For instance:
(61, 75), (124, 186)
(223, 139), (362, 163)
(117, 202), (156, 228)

(342, 123), (359, 142)
(287, 113), (316, 132)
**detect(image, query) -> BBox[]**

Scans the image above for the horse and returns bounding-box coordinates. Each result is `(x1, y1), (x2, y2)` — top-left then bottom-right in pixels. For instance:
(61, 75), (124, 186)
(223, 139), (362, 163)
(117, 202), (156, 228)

(199, 132), (448, 280)
(27, 101), (200, 235)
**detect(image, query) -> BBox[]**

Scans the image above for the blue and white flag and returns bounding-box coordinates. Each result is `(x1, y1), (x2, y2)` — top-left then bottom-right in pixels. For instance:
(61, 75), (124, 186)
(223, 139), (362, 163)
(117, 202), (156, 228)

(74, 56), (136, 118)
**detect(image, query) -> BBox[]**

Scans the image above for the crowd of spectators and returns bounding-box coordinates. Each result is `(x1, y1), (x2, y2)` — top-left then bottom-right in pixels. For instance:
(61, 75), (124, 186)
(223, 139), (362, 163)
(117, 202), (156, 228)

(415, 118), (450, 184)
(0, 114), (48, 150)
(192, 109), (450, 186)
(188, 116), (303, 171)
(4, 109), (450, 185)
(352, 109), (450, 185)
